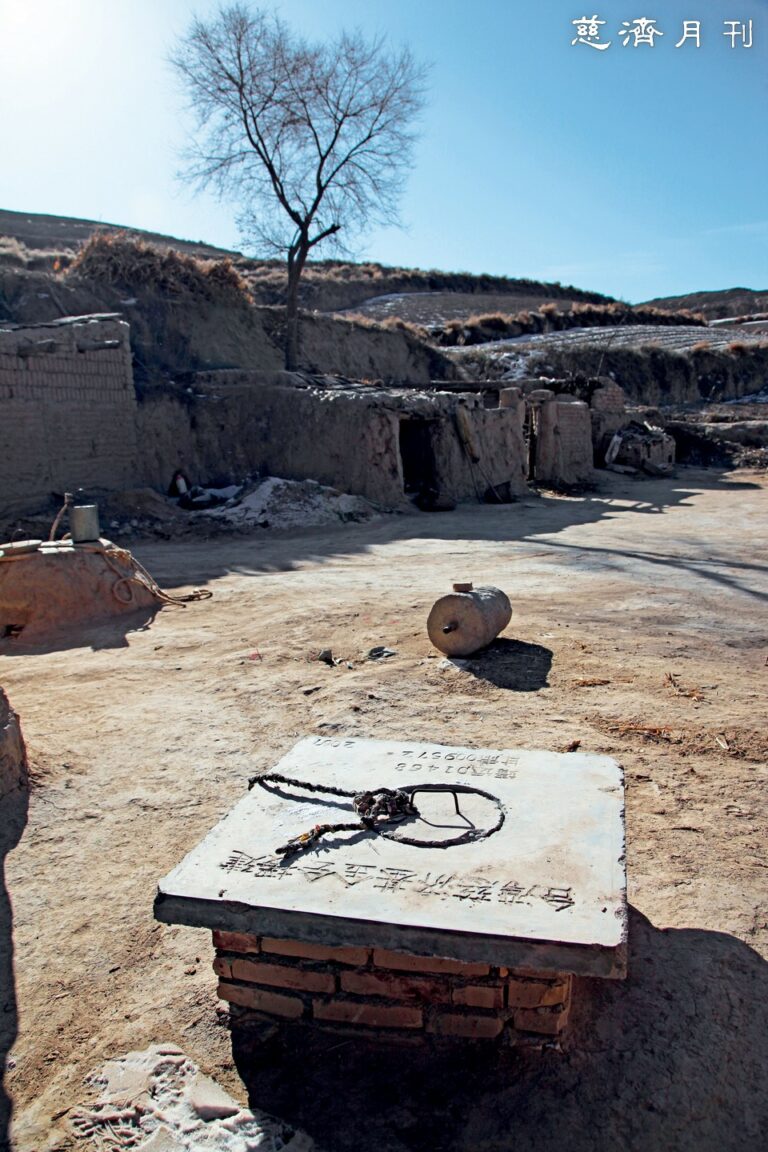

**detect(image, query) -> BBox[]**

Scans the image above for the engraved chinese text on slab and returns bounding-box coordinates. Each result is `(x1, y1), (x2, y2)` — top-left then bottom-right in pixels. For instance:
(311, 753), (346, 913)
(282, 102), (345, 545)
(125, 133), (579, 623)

(156, 737), (626, 975)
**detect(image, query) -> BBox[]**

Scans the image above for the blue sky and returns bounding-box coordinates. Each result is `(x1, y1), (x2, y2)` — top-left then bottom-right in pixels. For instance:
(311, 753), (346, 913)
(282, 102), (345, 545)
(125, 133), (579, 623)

(0, 0), (765, 301)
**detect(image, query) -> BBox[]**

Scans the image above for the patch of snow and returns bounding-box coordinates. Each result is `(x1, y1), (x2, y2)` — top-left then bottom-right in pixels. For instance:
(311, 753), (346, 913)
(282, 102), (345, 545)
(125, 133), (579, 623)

(450, 323), (766, 359)
(70, 1043), (315, 1151)
(500, 351), (534, 380)
(724, 387), (768, 405)
(205, 476), (378, 530)
(205, 484), (242, 500)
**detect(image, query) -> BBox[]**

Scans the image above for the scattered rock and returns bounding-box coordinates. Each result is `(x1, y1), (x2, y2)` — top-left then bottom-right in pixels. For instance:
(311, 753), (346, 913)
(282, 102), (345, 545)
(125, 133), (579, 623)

(367, 646), (398, 660)
(70, 1044), (316, 1150)
(139, 1127), (186, 1151)
(437, 657), (470, 671)
(186, 1072), (240, 1121)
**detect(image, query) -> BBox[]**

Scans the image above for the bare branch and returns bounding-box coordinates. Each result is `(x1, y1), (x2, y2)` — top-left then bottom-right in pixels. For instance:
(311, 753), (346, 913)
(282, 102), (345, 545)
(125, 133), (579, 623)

(170, 3), (428, 366)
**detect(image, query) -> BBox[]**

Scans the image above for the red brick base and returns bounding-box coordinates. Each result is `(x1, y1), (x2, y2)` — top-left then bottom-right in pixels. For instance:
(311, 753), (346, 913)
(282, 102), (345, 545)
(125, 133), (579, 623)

(213, 931), (571, 1043)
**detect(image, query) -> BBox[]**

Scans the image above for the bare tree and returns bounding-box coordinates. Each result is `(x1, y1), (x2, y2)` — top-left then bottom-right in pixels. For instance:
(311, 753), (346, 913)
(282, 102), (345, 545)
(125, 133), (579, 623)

(171, 5), (426, 369)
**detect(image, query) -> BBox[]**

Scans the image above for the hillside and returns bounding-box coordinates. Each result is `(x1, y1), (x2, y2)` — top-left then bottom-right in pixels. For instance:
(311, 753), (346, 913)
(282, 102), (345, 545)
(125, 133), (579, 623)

(0, 207), (239, 260)
(243, 263), (614, 314)
(0, 206), (612, 314)
(0, 233), (456, 384)
(644, 287), (768, 321)
(3, 209), (766, 405)
(5, 208), (768, 325)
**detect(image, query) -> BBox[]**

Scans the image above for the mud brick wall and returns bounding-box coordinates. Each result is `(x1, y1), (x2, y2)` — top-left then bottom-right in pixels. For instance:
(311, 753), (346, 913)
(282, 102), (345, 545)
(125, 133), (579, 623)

(138, 375), (407, 507)
(429, 391), (528, 503)
(590, 380), (630, 456)
(213, 932), (571, 1044)
(590, 380), (626, 415)
(0, 319), (563, 515)
(139, 376), (529, 508)
(534, 398), (594, 488)
(0, 317), (138, 515)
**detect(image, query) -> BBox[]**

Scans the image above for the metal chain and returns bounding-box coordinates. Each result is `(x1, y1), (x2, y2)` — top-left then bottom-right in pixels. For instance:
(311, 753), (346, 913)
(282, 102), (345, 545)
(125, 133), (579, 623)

(249, 772), (505, 858)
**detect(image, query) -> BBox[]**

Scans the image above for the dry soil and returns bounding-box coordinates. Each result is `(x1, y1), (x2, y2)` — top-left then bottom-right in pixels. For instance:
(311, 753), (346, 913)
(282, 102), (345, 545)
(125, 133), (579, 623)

(1, 467), (766, 1152)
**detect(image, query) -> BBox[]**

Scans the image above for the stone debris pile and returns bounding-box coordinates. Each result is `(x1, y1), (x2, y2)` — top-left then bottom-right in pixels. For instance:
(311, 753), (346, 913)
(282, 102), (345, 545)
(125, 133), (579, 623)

(605, 421), (676, 475)
(70, 1043), (315, 1152)
(203, 476), (378, 530)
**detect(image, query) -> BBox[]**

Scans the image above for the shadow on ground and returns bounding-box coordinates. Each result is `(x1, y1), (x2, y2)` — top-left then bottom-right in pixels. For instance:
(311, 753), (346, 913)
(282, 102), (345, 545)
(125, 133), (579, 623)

(460, 638), (552, 691)
(0, 605), (158, 658)
(0, 786), (28, 1152)
(136, 469), (766, 601)
(232, 907), (767, 1152)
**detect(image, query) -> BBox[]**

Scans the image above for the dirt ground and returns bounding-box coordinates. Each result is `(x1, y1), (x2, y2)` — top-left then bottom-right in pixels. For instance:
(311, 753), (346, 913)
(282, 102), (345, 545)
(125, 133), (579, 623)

(1, 467), (767, 1152)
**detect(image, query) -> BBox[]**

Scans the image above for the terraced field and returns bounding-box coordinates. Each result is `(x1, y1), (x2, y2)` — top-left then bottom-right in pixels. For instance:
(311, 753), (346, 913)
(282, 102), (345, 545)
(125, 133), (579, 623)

(447, 323), (767, 377)
(336, 291), (578, 326)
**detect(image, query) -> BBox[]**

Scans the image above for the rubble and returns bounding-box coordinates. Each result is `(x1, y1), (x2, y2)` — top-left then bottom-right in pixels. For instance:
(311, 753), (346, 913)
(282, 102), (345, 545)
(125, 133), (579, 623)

(604, 421), (675, 475)
(70, 1044), (315, 1151)
(663, 393), (768, 469)
(367, 645), (398, 659)
(203, 476), (379, 530)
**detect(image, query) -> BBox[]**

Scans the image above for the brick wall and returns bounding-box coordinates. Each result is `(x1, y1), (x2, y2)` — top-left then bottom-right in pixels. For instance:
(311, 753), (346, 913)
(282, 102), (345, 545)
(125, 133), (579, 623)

(590, 380), (626, 414)
(213, 931), (572, 1044)
(0, 319), (579, 518)
(138, 375), (529, 509)
(590, 380), (630, 455)
(534, 398), (594, 488)
(0, 316), (138, 515)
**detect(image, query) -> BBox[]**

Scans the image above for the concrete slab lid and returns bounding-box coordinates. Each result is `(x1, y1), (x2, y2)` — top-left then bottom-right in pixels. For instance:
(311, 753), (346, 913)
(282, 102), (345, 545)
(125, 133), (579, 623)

(155, 737), (627, 979)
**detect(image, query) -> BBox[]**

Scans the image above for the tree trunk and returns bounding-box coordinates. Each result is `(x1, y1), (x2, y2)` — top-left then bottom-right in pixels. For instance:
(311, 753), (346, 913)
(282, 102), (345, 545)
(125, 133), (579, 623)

(285, 270), (300, 370)
(284, 245), (307, 371)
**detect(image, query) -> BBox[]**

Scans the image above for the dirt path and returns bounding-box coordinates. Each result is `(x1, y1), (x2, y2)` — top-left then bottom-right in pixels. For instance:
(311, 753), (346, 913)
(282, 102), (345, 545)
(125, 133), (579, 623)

(1, 467), (766, 1151)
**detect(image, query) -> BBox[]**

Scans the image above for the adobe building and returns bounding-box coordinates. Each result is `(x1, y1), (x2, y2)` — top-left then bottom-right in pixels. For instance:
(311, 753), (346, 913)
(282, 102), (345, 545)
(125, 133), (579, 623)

(1, 315), (652, 524)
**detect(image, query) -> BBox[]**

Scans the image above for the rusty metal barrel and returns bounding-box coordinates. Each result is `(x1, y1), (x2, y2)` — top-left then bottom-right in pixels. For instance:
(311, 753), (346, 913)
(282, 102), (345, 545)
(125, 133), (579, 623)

(426, 582), (512, 657)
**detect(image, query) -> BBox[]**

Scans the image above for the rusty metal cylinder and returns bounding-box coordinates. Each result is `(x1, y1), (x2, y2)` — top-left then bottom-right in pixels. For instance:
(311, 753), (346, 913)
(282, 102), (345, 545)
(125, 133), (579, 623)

(427, 582), (512, 657)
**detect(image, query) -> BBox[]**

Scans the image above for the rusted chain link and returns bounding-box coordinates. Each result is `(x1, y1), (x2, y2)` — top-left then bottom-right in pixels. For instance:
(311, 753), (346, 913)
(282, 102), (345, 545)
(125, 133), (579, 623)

(249, 772), (505, 857)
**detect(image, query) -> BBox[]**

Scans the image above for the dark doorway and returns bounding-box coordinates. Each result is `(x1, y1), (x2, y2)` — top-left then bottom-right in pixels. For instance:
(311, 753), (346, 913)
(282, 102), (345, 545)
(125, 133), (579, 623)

(523, 404), (537, 481)
(398, 418), (439, 495)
